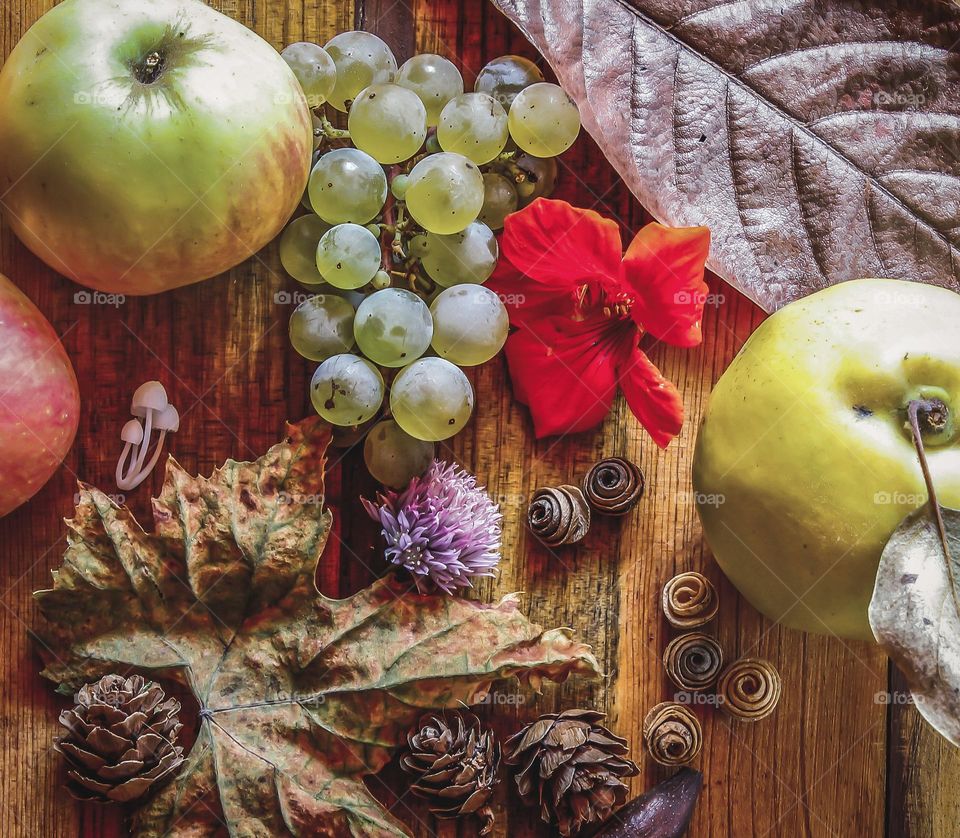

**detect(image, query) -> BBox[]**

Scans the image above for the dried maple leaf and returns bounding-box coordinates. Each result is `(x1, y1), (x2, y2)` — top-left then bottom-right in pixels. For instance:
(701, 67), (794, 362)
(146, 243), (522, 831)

(493, 0), (960, 312)
(33, 418), (601, 837)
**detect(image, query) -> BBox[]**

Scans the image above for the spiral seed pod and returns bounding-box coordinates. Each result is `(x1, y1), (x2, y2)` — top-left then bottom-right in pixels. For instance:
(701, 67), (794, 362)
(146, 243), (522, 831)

(663, 633), (724, 691)
(527, 485), (591, 547)
(662, 571), (719, 629)
(717, 658), (782, 721)
(642, 702), (702, 766)
(582, 457), (644, 516)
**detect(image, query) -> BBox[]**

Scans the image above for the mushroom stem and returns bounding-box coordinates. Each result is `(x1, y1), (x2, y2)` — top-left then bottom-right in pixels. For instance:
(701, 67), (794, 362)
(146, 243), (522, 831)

(124, 431), (168, 491)
(115, 442), (135, 490)
(134, 408), (155, 474)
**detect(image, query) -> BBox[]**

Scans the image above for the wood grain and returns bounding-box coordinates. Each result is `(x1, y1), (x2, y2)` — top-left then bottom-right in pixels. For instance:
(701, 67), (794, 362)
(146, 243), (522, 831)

(0, 0), (957, 836)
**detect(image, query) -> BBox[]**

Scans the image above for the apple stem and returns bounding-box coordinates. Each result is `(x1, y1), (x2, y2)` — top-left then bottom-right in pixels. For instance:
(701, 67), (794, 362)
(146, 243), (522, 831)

(134, 51), (165, 85)
(906, 398), (960, 616)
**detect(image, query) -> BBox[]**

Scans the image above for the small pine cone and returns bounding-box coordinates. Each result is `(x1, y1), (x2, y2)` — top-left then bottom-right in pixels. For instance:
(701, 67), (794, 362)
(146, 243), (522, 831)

(54, 674), (184, 803)
(663, 633), (724, 691)
(662, 571), (719, 629)
(642, 702), (702, 766)
(582, 457), (644, 516)
(717, 658), (782, 721)
(528, 485), (591, 546)
(505, 709), (639, 837)
(400, 712), (500, 835)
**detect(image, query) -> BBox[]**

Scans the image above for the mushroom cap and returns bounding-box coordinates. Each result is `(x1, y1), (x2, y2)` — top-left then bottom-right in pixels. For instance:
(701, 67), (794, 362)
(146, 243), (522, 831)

(154, 405), (180, 433)
(131, 381), (168, 416)
(121, 419), (144, 445)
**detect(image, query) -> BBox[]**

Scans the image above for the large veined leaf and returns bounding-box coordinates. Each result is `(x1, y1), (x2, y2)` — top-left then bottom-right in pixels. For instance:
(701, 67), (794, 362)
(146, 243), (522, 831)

(492, 0), (960, 312)
(33, 418), (601, 837)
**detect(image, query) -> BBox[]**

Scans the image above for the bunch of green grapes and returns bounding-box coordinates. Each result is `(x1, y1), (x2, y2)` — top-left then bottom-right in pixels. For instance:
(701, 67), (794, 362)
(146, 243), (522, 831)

(278, 37), (581, 487)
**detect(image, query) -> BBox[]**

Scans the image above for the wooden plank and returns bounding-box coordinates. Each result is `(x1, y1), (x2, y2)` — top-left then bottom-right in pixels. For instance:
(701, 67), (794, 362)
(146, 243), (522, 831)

(0, 0), (956, 836)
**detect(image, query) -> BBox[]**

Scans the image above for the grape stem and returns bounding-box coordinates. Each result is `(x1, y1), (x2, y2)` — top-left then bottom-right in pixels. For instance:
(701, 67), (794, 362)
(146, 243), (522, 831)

(316, 112), (350, 141)
(392, 205), (407, 258)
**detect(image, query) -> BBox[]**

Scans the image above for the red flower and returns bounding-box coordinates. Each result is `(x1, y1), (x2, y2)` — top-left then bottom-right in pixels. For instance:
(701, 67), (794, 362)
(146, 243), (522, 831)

(487, 199), (710, 447)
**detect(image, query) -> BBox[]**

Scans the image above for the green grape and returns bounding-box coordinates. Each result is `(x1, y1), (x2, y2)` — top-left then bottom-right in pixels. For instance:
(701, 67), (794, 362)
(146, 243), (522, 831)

(508, 82), (581, 157)
(430, 285), (508, 366)
(405, 152), (484, 235)
(514, 152), (558, 207)
(281, 42), (337, 107)
(396, 54), (464, 127)
(408, 233), (428, 257)
(437, 93), (509, 165)
(425, 134), (442, 154)
(323, 31), (397, 112)
(474, 54), (544, 109)
(365, 223), (382, 237)
(279, 214), (329, 284)
(311, 354), (384, 425)
(316, 224), (382, 289)
(372, 269), (392, 290)
(478, 172), (518, 230)
(309, 148), (388, 225)
(363, 419), (435, 488)
(390, 357), (474, 442)
(420, 222), (497, 287)
(311, 114), (323, 151)
(391, 173), (410, 200)
(289, 294), (356, 361)
(354, 288), (433, 367)
(348, 83), (427, 164)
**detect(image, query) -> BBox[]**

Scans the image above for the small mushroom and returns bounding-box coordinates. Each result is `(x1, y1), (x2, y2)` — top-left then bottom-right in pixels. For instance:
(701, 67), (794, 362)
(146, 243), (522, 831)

(116, 383), (179, 492)
(130, 382), (170, 474)
(115, 419), (145, 490)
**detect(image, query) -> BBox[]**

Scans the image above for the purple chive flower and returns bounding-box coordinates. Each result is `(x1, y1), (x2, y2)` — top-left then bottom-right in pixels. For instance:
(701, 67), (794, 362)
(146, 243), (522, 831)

(362, 460), (502, 594)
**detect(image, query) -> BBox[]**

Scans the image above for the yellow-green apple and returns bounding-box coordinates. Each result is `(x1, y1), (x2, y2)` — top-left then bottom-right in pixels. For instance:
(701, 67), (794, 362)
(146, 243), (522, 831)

(693, 278), (960, 640)
(0, 0), (313, 295)
(0, 273), (79, 517)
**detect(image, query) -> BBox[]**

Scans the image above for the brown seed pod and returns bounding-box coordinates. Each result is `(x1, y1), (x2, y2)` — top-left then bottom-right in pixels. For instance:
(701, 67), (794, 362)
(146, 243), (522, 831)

(661, 571), (719, 629)
(527, 485), (591, 547)
(663, 633), (724, 691)
(642, 702), (702, 766)
(717, 658), (782, 721)
(582, 457), (644, 516)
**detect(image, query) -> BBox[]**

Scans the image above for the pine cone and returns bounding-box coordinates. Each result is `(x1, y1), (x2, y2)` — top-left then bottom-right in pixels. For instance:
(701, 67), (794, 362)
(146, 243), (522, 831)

(54, 674), (184, 803)
(505, 709), (639, 837)
(400, 711), (500, 835)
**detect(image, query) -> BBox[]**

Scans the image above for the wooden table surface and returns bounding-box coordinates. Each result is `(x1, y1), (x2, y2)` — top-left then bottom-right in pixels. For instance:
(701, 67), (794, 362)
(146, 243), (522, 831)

(2, 0), (959, 836)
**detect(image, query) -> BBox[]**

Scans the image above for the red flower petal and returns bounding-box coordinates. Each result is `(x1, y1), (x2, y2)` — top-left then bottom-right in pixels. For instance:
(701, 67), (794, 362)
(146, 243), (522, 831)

(621, 223), (711, 347)
(503, 314), (626, 438)
(486, 254), (578, 330)
(501, 198), (623, 290)
(618, 346), (685, 448)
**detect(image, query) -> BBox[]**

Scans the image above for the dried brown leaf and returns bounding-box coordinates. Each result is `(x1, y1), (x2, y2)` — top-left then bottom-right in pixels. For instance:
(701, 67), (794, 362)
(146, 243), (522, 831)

(492, 0), (960, 311)
(33, 418), (601, 837)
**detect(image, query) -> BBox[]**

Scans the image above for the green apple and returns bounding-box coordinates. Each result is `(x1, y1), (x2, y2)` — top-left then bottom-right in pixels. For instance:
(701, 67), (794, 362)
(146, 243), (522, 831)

(693, 278), (960, 640)
(0, 0), (313, 295)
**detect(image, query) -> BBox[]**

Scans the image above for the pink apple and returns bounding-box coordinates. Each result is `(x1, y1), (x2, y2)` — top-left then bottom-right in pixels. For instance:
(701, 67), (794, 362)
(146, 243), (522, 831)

(0, 274), (80, 517)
